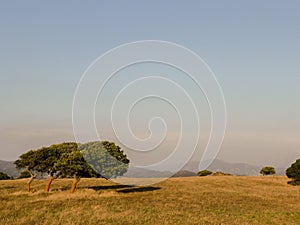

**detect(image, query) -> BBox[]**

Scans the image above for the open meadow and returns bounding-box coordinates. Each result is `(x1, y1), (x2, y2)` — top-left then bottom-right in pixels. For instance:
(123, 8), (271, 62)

(0, 176), (299, 225)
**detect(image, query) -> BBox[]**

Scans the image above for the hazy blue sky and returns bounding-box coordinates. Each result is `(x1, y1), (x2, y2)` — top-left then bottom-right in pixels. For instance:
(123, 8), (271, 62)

(0, 1), (299, 168)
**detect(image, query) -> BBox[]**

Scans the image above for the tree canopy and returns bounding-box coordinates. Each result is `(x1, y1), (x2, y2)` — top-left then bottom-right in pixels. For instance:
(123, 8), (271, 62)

(35, 142), (78, 177)
(286, 159), (300, 185)
(14, 150), (38, 176)
(80, 141), (130, 179)
(53, 147), (96, 178)
(14, 142), (81, 192)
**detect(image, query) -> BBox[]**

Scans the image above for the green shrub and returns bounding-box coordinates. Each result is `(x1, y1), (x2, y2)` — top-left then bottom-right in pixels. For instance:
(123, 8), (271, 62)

(197, 170), (213, 176)
(212, 171), (232, 176)
(0, 171), (11, 180)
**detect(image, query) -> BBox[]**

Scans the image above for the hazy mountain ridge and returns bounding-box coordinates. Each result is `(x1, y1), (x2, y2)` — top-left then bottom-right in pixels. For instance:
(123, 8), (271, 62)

(0, 160), (19, 177)
(183, 159), (286, 176)
(124, 167), (173, 178)
(125, 159), (287, 177)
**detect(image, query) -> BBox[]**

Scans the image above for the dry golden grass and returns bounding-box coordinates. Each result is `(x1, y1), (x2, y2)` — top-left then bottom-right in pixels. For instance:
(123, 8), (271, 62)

(0, 176), (299, 224)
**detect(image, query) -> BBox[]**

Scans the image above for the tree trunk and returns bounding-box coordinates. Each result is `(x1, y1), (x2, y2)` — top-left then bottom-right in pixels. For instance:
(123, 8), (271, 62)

(70, 174), (80, 193)
(27, 181), (31, 193)
(27, 174), (36, 193)
(45, 176), (54, 192)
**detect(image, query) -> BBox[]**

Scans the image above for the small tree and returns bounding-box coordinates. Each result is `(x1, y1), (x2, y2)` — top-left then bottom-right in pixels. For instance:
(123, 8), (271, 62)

(286, 159), (300, 185)
(197, 170), (213, 177)
(14, 150), (39, 192)
(260, 166), (276, 176)
(0, 172), (11, 180)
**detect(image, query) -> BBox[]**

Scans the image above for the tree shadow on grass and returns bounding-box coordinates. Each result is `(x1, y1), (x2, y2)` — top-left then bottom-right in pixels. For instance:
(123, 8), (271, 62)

(116, 186), (161, 193)
(51, 186), (71, 192)
(0, 186), (16, 190)
(80, 185), (161, 193)
(81, 184), (133, 191)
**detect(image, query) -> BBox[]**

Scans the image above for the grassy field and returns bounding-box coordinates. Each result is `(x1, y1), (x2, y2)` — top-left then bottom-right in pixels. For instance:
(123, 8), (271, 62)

(0, 176), (299, 225)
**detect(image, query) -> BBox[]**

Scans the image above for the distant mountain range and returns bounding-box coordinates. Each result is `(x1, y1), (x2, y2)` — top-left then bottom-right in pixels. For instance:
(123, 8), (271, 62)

(124, 159), (287, 177)
(0, 158), (287, 178)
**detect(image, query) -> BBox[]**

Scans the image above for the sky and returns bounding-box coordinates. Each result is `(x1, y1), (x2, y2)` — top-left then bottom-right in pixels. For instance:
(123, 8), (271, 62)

(0, 1), (299, 169)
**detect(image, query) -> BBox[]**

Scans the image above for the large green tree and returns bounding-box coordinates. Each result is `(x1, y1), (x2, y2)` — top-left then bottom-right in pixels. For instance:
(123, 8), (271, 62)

(286, 159), (300, 185)
(15, 140), (130, 193)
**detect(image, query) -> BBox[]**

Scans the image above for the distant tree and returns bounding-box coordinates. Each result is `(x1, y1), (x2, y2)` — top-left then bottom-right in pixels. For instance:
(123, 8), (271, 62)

(80, 141), (130, 179)
(0, 172), (11, 180)
(260, 166), (276, 176)
(18, 170), (31, 179)
(14, 150), (39, 192)
(197, 170), (213, 177)
(286, 159), (300, 185)
(211, 171), (232, 176)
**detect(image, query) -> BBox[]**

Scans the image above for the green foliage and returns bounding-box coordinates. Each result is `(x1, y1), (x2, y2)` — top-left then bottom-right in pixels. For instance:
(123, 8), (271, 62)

(80, 141), (130, 179)
(14, 142), (86, 178)
(14, 150), (38, 176)
(260, 166), (276, 176)
(53, 147), (96, 178)
(197, 170), (213, 176)
(0, 171), (11, 180)
(18, 170), (31, 179)
(286, 159), (300, 185)
(35, 142), (78, 176)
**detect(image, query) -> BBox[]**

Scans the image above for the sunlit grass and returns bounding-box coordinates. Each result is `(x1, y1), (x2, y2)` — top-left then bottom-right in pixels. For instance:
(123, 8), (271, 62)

(0, 176), (299, 224)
